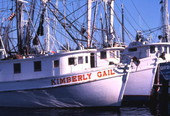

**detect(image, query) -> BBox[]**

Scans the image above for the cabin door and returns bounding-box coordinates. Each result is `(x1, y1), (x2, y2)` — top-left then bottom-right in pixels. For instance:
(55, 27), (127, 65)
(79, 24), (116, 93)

(90, 53), (95, 68)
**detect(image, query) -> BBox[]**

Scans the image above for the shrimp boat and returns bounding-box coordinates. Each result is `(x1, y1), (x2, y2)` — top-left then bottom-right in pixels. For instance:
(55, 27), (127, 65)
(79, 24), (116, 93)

(121, 0), (170, 101)
(0, 0), (129, 107)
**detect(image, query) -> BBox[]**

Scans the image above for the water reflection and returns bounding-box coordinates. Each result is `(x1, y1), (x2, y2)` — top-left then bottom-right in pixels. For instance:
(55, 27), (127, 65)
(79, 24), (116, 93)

(0, 101), (169, 116)
(0, 108), (120, 116)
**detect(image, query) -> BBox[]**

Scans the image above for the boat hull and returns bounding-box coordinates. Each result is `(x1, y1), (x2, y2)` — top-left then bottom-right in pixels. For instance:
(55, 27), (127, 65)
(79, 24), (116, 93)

(124, 58), (158, 101)
(0, 64), (129, 108)
(0, 76), (124, 108)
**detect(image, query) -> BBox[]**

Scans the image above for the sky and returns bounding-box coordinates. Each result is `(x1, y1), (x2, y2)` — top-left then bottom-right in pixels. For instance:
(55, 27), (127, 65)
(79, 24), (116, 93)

(114, 0), (170, 44)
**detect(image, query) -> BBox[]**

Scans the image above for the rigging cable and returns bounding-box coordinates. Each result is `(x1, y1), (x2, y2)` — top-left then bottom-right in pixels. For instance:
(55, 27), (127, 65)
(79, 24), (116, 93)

(115, 2), (137, 33)
(121, 3), (143, 30)
(129, 0), (159, 39)
(110, 2), (134, 41)
(119, 0), (159, 40)
(130, 0), (150, 29)
(113, 10), (134, 41)
(142, 25), (164, 34)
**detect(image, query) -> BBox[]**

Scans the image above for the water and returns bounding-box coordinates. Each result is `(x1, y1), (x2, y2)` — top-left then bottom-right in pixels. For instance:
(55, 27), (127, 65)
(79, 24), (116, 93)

(0, 101), (169, 116)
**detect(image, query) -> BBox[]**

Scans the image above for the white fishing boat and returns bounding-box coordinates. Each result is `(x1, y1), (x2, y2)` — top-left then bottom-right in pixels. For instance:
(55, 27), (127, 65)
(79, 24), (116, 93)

(0, 0), (129, 108)
(121, 0), (170, 101)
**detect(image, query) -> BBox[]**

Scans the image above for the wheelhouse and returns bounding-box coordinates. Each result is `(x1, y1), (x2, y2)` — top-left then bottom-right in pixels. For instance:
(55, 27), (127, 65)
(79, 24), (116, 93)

(123, 42), (170, 60)
(0, 47), (124, 82)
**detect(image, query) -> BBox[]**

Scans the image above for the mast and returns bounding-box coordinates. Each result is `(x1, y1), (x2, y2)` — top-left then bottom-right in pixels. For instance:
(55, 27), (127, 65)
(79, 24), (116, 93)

(121, 4), (125, 43)
(26, 0), (36, 55)
(108, 0), (115, 47)
(87, 0), (92, 48)
(15, 0), (24, 54)
(44, 0), (59, 52)
(160, 0), (170, 42)
(44, 6), (50, 52)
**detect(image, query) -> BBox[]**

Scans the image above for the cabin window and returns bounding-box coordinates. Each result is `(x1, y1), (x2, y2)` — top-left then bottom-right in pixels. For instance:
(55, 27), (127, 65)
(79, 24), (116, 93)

(54, 60), (59, 68)
(158, 46), (162, 52)
(110, 51), (115, 58)
(78, 56), (83, 64)
(128, 48), (137, 52)
(85, 56), (88, 63)
(68, 57), (75, 65)
(164, 46), (167, 53)
(34, 61), (41, 72)
(100, 51), (107, 59)
(90, 53), (95, 68)
(117, 51), (120, 58)
(150, 46), (155, 53)
(14, 63), (21, 74)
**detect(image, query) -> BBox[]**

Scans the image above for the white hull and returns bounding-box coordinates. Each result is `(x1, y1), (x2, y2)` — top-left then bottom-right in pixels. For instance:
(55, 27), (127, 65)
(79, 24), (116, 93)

(124, 57), (158, 98)
(0, 66), (128, 108)
(125, 68), (156, 96)
(0, 77), (122, 108)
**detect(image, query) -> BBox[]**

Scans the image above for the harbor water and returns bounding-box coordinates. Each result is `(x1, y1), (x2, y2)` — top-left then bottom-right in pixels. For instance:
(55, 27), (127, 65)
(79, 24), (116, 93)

(0, 100), (169, 116)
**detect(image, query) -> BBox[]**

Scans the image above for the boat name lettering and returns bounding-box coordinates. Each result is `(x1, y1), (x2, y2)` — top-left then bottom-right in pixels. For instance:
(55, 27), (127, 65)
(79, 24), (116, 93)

(97, 69), (115, 77)
(51, 69), (115, 85)
(51, 73), (92, 85)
